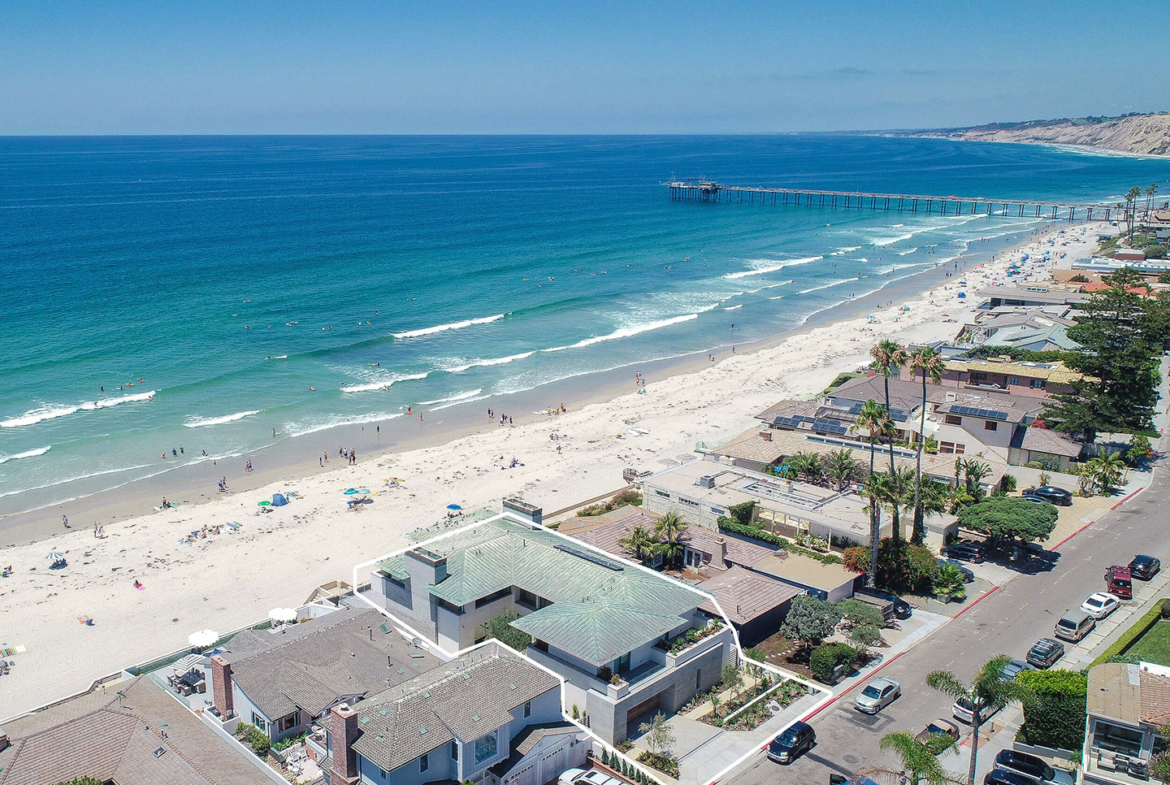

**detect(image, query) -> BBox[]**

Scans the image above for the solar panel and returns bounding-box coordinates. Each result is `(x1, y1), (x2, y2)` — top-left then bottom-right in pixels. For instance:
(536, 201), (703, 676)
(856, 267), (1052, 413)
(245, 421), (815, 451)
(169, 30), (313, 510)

(889, 408), (910, 421)
(773, 416), (802, 428)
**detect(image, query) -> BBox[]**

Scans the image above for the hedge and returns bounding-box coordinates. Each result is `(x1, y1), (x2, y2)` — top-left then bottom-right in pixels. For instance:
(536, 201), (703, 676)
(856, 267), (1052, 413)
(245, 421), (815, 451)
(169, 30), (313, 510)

(1017, 670), (1087, 751)
(717, 518), (843, 565)
(809, 642), (857, 683)
(1091, 598), (1170, 667)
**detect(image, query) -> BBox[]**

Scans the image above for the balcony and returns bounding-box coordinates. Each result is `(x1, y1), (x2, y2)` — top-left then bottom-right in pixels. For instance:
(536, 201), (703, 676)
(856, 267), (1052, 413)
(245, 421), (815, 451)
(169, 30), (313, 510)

(1085, 751), (1150, 784)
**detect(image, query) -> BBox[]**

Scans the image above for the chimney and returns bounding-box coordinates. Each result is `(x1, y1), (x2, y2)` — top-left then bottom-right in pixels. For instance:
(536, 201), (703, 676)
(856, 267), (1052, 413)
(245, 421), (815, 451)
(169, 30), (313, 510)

(0, 734), (9, 753)
(711, 537), (727, 571)
(329, 703), (360, 783)
(760, 430), (772, 442)
(210, 655), (234, 719)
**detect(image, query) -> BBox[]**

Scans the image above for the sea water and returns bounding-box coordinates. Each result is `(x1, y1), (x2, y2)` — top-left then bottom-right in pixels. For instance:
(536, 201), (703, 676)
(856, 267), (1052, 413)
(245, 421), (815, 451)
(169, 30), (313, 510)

(2, 135), (1168, 516)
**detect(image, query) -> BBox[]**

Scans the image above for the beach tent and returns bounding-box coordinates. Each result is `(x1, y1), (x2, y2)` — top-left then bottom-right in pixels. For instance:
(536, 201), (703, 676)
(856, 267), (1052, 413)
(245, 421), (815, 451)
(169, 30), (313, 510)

(271, 493), (288, 507)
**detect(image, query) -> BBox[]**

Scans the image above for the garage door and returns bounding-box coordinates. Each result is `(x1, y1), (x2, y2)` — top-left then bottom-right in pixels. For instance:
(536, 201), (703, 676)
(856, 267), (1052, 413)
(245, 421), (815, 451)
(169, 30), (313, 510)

(625, 691), (661, 725)
(541, 747), (566, 782)
(509, 762), (536, 785)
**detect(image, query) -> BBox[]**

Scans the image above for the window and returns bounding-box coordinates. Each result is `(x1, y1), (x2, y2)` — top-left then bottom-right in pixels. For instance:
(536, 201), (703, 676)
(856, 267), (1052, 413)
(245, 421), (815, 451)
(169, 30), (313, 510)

(955, 443), (965, 455)
(475, 587), (513, 608)
(984, 421), (997, 431)
(250, 711), (268, 733)
(679, 497), (699, 508)
(474, 730), (498, 764)
(684, 548), (704, 568)
(944, 415), (962, 425)
(516, 588), (539, 609)
(437, 598), (464, 614)
(1008, 376), (1020, 386)
(939, 442), (966, 455)
(524, 700), (531, 718)
(971, 371), (988, 382)
(696, 669), (702, 689)
(710, 507), (726, 516)
(275, 712), (298, 734)
(655, 490), (670, 498)
(451, 741), (459, 760)
(385, 575), (406, 589)
(420, 752), (429, 772)
(1031, 379), (1046, 389)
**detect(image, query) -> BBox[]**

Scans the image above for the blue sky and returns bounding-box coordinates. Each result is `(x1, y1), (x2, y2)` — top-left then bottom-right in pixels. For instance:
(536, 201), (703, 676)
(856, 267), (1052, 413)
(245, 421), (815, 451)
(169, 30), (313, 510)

(1, 0), (1166, 134)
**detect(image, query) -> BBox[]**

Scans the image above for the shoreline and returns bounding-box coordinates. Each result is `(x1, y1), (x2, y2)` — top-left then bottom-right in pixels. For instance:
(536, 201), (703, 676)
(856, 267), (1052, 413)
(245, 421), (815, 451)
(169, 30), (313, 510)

(1, 224), (1044, 548)
(0, 219), (1103, 717)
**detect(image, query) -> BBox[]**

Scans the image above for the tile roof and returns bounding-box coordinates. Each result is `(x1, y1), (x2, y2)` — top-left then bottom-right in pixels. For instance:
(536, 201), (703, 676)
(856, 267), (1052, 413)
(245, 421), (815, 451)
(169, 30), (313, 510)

(350, 643), (558, 773)
(942, 357), (1083, 385)
(711, 427), (788, 464)
(0, 676), (273, 785)
(1140, 666), (1170, 726)
(222, 607), (440, 719)
(697, 566), (804, 625)
(379, 520), (703, 664)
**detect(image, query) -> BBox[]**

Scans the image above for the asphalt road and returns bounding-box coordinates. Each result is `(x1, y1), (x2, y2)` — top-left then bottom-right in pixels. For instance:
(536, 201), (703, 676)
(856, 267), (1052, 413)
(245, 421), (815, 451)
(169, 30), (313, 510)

(729, 459), (1169, 785)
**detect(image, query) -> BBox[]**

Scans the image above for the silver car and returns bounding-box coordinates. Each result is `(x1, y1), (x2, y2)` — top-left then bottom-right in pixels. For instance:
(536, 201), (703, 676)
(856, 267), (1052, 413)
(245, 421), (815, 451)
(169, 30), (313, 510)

(854, 677), (901, 714)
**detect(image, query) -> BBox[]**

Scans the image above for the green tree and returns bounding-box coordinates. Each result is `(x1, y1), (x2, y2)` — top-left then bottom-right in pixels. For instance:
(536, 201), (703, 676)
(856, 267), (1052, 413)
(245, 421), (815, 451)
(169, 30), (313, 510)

(866, 731), (962, 785)
(483, 609), (533, 652)
(809, 642), (857, 682)
(853, 399), (894, 586)
(1088, 450), (1126, 495)
(618, 526), (660, 565)
(787, 452), (824, 484)
(910, 345), (946, 543)
(720, 663), (744, 695)
(653, 512), (687, 568)
(780, 595), (843, 651)
(1016, 669), (1087, 751)
(708, 693), (722, 718)
(1043, 268), (1162, 440)
(933, 563), (967, 603)
(837, 598), (886, 630)
(638, 712), (676, 759)
(927, 656), (1033, 785)
(823, 447), (860, 491)
(956, 497), (1058, 545)
(848, 624), (883, 656)
(872, 339), (908, 541)
(961, 458), (991, 495)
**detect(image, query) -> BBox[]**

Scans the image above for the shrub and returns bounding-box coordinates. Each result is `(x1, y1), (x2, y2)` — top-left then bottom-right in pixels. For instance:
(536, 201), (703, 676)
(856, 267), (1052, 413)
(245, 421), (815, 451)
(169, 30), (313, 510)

(1000, 473), (1018, 492)
(1069, 273), (1090, 283)
(809, 642), (857, 683)
(1017, 670), (1087, 751)
(1145, 244), (1167, 260)
(727, 500), (756, 527)
(1092, 599), (1170, 666)
(235, 723), (271, 757)
(744, 647), (765, 662)
(272, 731), (307, 752)
(577, 488), (643, 516)
(841, 540), (937, 592)
(482, 609), (532, 652)
(837, 598), (885, 630)
(717, 518), (842, 564)
(1127, 434), (1154, 465)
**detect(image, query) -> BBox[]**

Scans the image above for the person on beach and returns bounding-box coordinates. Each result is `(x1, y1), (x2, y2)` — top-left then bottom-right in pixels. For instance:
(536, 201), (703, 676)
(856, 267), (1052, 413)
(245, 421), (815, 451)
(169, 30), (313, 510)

(172, 447), (177, 457)
(179, 445), (184, 454)
(319, 455), (323, 467)
(93, 523), (98, 537)
(63, 514), (69, 528)
(133, 579), (143, 590)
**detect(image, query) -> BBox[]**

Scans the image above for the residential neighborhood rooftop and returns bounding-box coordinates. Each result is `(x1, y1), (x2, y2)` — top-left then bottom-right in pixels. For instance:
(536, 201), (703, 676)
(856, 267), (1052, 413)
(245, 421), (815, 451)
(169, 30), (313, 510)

(697, 565), (804, 626)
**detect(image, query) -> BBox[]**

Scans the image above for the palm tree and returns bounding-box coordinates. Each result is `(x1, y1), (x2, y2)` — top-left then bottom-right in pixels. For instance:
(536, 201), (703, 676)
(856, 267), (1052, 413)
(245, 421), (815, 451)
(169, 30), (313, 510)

(1089, 450), (1126, 495)
(788, 452), (823, 484)
(933, 563), (967, 603)
(869, 731), (962, 785)
(824, 448), (860, 492)
(961, 459), (991, 496)
(654, 512), (687, 568)
(618, 526), (660, 566)
(910, 346), (946, 544)
(926, 656), (1033, 785)
(853, 400), (894, 586)
(1126, 186), (1143, 241)
(1147, 183), (1159, 218)
(871, 339), (908, 475)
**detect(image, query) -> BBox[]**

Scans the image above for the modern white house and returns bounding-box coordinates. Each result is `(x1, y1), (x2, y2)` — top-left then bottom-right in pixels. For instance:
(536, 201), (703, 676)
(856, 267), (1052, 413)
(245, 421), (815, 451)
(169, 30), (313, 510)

(1082, 661), (1170, 785)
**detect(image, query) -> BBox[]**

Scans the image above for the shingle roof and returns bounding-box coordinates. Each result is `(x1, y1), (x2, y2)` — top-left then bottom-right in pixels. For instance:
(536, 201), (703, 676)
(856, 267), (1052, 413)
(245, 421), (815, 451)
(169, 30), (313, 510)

(1140, 666), (1170, 726)
(1010, 426), (1085, 458)
(697, 566), (804, 625)
(0, 676), (273, 785)
(827, 375), (935, 412)
(379, 520), (703, 664)
(223, 607), (440, 719)
(349, 643), (558, 773)
(489, 722), (579, 778)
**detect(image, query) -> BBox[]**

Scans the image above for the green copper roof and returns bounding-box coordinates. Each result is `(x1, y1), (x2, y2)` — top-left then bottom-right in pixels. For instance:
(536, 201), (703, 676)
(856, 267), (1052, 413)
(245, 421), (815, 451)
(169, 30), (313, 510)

(511, 599), (684, 666)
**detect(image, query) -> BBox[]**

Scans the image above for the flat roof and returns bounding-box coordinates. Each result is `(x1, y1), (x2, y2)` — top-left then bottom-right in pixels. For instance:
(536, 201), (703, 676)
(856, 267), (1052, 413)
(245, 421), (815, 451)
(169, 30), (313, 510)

(750, 553), (858, 593)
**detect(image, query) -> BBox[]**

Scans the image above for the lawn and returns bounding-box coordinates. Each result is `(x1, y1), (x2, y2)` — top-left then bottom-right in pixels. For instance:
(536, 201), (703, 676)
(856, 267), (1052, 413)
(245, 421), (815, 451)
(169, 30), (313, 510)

(1125, 620), (1170, 667)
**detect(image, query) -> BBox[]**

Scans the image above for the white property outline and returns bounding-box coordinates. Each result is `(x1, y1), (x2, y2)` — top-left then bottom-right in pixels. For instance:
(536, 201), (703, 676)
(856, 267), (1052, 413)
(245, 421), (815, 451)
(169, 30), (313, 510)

(351, 509), (833, 785)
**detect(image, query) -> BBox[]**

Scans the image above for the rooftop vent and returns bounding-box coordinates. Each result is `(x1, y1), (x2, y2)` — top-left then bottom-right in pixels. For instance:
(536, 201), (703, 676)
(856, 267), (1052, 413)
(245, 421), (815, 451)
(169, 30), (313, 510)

(697, 475), (716, 489)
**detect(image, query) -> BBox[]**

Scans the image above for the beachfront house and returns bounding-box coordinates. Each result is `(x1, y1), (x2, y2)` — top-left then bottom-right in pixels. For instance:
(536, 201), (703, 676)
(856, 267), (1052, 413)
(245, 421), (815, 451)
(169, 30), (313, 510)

(319, 643), (584, 785)
(901, 355), (1082, 398)
(205, 607), (444, 744)
(976, 285), (1090, 310)
(1082, 661), (1170, 785)
(366, 515), (735, 743)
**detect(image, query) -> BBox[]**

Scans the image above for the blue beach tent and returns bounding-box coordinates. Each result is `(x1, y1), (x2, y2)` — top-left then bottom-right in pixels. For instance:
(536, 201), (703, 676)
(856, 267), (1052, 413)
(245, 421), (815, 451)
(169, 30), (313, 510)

(271, 493), (288, 507)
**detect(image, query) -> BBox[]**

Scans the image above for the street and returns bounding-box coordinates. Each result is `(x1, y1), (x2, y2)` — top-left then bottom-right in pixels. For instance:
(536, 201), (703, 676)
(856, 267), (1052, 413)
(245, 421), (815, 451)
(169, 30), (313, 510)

(728, 455), (1169, 785)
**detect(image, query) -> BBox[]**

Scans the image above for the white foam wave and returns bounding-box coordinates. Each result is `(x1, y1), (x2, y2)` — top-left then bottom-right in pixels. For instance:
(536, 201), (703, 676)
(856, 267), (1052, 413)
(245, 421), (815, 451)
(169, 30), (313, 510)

(341, 373), (429, 393)
(419, 389), (484, 406)
(872, 231), (917, 247)
(724, 304), (743, 311)
(724, 256), (822, 280)
(0, 390), (157, 429)
(542, 313), (699, 353)
(0, 461), (158, 499)
(769, 296), (784, 301)
(0, 446), (51, 464)
(184, 410), (260, 428)
(392, 313), (505, 339)
(895, 247), (919, 256)
(798, 279), (855, 295)
(443, 352), (534, 374)
(285, 412), (404, 438)
(430, 394), (491, 411)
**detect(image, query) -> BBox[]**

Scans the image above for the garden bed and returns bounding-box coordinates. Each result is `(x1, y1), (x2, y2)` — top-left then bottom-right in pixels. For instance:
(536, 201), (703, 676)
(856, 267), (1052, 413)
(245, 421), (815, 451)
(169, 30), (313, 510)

(637, 751), (679, 779)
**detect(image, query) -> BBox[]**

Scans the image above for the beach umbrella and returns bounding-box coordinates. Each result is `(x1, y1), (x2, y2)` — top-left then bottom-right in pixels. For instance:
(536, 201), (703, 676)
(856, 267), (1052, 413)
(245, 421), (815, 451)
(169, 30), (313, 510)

(356, 488), (370, 495)
(271, 493), (287, 507)
(257, 500), (271, 507)
(46, 551), (64, 560)
(188, 629), (219, 648)
(343, 488), (359, 495)
(268, 607), (297, 623)
(446, 503), (462, 510)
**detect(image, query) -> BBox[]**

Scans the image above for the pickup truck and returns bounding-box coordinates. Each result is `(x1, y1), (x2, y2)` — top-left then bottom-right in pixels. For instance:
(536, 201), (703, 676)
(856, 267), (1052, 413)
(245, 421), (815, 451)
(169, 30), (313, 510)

(852, 587), (912, 622)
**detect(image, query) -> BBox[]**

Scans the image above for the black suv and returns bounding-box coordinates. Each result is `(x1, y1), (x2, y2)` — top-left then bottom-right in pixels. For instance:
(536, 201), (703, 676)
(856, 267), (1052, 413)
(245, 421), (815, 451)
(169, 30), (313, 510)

(855, 587), (912, 620)
(1130, 555), (1162, 580)
(1026, 638), (1065, 669)
(767, 721), (815, 764)
(1027, 486), (1073, 506)
(984, 769), (1038, 785)
(943, 541), (986, 564)
(994, 749), (1075, 784)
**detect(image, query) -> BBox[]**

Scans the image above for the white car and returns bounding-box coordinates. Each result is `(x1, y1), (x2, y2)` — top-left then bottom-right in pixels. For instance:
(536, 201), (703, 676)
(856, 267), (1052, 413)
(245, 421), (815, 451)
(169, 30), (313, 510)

(854, 677), (901, 714)
(1081, 592), (1121, 620)
(558, 770), (622, 785)
(953, 695), (1002, 725)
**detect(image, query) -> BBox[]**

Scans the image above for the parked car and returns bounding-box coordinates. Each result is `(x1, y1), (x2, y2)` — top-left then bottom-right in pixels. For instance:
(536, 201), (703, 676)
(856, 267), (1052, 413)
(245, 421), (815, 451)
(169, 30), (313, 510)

(767, 721), (816, 764)
(914, 718), (960, 745)
(854, 677), (901, 714)
(953, 695), (1002, 725)
(1055, 609), (1095, 642)
(994, 749), (1076, 784)
(1026, 638), (1065, 669)
(984, 768), (1040, 785)
(1027, 486), (1073, 506)
(559, 771), (622, 785)
(1081, 592), (1121, 619)
(1020, 494), (1057, 507)
(1130, 555), (1162, 580)
(941, 558), (976, 583)
(1105, 565), (1133, 600)
(854, 587), (912, 620)
(1000, 659), (1034, 681)
(942, 541), (986, 564)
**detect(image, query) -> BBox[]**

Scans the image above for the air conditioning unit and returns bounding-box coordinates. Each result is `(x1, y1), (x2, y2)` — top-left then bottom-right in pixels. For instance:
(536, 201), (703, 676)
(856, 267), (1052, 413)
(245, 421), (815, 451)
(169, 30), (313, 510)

(697, 475), (716, 489)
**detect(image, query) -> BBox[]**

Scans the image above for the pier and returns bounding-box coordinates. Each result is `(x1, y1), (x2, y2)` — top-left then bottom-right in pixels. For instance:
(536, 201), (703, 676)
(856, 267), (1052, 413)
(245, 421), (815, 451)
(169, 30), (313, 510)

(667, 180), (1115, 222)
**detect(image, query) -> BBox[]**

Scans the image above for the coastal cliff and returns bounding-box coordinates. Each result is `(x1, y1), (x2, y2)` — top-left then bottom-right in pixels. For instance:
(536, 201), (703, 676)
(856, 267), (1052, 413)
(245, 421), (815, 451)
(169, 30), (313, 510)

(904, 112), (1170, 156)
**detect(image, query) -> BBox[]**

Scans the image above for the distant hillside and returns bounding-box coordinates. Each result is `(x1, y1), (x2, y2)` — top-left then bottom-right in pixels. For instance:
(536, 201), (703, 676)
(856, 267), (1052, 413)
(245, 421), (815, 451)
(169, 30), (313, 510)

(903, 112), (1170, 156)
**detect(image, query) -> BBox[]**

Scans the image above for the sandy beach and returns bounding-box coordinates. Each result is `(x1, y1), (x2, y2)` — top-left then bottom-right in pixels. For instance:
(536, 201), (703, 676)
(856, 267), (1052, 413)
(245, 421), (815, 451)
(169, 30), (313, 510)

(0, 222), (1104, 718)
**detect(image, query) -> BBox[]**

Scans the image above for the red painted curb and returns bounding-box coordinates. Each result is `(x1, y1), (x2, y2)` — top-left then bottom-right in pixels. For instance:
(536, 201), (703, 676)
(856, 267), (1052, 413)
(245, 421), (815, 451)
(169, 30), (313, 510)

(954, 584), (1000, 619)
(1052, 520), (1096, 550)
(1111, 487), (1144, 511)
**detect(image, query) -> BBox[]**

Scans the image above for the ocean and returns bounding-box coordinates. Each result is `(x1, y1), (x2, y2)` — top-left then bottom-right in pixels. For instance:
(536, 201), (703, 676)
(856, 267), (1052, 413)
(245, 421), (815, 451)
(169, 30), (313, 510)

(2, 134), (1169, 518)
